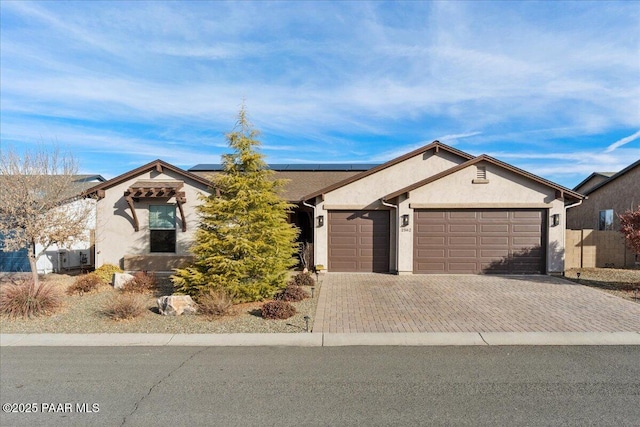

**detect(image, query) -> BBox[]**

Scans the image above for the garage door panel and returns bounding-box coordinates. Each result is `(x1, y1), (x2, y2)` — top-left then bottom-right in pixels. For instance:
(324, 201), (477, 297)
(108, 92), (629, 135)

(418, 236), (446, 246)
(415, 262), (446, 272)
(328, 210), (389, 272)
(513, 211), (542, 219)
(481, 249), (510, 258)
(449, 249), (478, 258)
(330, 236), (358, 245)
(414, 209), (545, 274)
(330, 248), (358, 257)
(417, 249), (446, 258)
(481, 224), (509, 233)
(513, 224), (540, 233)
(480, 236), (510, 246)
(418, 211), (446, 219)
(417, 224), (446, 233)
(449, 236), (477, 245)
(449, 211), (477, 219)
(449, 224), (477, 233)
(481, 211), (510, 219)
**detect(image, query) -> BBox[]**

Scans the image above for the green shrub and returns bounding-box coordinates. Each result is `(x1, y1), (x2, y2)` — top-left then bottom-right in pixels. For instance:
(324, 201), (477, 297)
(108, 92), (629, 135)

(0, 279), (62, 319)
(105, 293), (146, 320)
(289, 272), (315, 287)
(121, 271), (157, 294)
(275, 284), (309, 302)
(196, 289), (235, 317)
(94, 264), (123, 284)
(261, 300), (296, 320)
(67, 273), (103, 296)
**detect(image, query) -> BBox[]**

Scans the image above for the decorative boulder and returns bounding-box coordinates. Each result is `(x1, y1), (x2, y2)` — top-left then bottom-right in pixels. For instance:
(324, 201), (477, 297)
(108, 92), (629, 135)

(157, 295), (197, 316)
(112, 273), (135, 290)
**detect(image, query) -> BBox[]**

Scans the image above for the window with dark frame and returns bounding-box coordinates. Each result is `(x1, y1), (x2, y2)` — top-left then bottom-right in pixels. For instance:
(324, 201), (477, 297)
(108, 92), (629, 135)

(598, 209), (614, 231)
(149, 205), (176, 253)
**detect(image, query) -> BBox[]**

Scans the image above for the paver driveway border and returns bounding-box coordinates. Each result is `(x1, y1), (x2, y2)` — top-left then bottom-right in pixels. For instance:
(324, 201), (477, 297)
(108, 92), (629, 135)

(312, 273), (640, 334)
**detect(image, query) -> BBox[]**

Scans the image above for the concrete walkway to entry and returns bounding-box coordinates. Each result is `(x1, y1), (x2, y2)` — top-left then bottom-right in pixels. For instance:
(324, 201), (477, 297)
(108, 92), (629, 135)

(313, 274), (640, 334)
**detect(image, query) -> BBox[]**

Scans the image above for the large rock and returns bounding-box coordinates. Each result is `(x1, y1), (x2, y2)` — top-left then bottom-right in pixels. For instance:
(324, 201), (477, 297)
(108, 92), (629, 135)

(157, 295), (197, 316)
(112, 273), (135, 290)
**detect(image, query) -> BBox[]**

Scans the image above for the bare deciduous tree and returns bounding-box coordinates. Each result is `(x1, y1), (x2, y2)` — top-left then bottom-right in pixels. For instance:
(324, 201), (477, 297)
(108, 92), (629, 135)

(0, 145), (94, 286)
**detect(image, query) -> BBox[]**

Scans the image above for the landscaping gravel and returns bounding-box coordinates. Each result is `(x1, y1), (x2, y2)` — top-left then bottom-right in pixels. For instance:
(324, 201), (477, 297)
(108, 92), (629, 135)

(0, 273), (321, 334)
(564, 267), (640, 303)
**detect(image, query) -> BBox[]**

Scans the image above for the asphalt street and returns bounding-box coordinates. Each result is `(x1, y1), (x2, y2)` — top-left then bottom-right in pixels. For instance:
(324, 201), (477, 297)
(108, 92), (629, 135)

(1, 346), (639, 426)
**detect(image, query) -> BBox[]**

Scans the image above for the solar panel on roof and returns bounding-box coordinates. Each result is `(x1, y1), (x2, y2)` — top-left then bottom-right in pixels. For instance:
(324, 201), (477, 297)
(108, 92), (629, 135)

(189, 163), (380, 172)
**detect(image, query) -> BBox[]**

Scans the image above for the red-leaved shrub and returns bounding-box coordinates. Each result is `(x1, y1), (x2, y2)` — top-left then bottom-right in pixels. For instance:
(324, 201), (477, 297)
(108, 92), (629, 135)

(261, 300), (296, 320)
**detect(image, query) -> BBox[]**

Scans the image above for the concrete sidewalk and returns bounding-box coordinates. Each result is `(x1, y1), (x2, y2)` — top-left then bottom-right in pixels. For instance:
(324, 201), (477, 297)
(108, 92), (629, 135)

(2, 332), (640, 347)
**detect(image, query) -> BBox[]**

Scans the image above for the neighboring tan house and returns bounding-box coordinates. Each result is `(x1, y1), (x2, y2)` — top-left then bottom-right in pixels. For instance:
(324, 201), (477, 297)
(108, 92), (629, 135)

(83, 160), (215, 272)
(0, 174), (105, 273)
(567, 159), (640, 231)
(565, 159), (639, 268)
(301, 141), (582, 274)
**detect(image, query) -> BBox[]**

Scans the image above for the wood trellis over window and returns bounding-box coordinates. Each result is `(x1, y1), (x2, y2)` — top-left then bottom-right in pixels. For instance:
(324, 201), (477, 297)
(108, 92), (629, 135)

(124, 180), (187, 232)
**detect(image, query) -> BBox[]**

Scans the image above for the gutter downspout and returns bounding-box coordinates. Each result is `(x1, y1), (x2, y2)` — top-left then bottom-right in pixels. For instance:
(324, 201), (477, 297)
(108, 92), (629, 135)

(302, 199), (317, 269)
(380, 198), (399, 275)
(563, 198), (585, 271)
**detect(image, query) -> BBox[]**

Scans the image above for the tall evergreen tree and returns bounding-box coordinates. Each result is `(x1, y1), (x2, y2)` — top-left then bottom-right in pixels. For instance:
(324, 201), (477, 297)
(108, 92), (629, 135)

(172, 107), (299, 302)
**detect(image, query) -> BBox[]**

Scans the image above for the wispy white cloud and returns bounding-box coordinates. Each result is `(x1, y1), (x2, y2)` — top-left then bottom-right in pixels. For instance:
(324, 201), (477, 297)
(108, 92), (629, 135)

(1, 1), (638, 188)
(605, 130), (640, 153)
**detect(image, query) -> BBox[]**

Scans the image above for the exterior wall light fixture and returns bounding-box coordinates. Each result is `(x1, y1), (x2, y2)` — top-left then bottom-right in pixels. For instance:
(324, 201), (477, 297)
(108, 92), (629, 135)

(401, 214), (410, 227)
(317, 215), (324, 227)
(551, 213), (560, 227)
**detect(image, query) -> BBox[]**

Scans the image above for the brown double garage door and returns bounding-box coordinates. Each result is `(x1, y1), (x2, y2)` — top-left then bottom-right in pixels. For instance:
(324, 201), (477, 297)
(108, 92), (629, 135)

(414, 209), (546, 274)
(328, 209), (545, 274)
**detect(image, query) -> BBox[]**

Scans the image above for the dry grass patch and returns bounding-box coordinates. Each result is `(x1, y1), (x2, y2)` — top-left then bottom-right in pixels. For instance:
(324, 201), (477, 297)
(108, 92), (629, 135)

(196, 289), (236, 318)
(0, 279), (63, 319)
(66, 273), (105, 296)
(104, 293), (147, 321)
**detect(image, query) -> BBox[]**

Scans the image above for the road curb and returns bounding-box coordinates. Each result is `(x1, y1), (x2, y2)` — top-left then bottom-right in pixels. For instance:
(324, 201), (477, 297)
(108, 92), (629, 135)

(323, 332), (486, 346)
(2, 332), (639, 347)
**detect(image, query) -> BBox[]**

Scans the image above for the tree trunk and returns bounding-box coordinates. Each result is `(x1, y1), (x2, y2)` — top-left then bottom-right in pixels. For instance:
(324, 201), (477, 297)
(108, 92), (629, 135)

(28, 241), (39, 287)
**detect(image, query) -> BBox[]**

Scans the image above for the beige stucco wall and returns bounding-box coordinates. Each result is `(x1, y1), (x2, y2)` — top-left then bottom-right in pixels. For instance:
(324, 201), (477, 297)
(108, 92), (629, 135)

(567, 166), (639, 230)
(315, 158), (569, 274)
(313, 150), (467, 271)
(94, 169), (210, 270)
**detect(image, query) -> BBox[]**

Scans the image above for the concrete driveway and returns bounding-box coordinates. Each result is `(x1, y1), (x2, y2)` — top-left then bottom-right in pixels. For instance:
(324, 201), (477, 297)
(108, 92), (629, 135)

(313, 274), (640, 333)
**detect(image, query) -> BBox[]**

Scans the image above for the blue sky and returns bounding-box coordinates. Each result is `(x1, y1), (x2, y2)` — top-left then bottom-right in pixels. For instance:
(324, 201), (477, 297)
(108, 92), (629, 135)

(1, 1), (638, 189)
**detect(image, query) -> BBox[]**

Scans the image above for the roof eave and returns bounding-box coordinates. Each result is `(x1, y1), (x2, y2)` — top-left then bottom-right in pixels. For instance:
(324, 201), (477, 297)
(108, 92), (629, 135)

(301, 141), (474, 202)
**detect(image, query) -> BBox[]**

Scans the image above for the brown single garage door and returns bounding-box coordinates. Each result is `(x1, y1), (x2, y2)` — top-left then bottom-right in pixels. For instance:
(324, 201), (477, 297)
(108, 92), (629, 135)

(414, 209), (545, 274)
(328, 210), (390, 272)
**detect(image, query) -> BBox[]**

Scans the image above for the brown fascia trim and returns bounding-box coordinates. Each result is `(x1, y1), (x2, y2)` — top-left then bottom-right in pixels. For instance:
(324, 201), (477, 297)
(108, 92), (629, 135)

(581, 158), (640, 196)
(300, 140), (474, 203)
(82, 159), (216, 198)
(383, 154), (584, 202)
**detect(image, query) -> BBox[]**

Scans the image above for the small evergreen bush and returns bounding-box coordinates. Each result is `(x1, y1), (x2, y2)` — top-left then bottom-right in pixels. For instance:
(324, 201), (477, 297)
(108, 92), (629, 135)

(0, 279), (62, 318)
(105, 293), (146, 320)
(261, 300), (296, 320)
(276, 284), (309, 302)
(67, 273), (103, 296)
(289, 272), (315, 287)
(94, 264), (123, 284)
(121, 271), (157, 294)
(196, 289), (235, 317)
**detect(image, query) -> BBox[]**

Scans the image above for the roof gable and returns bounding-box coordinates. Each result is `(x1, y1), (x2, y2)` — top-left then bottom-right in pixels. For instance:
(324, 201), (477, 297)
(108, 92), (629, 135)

(580, 159), (640, 196)
(82, 159), (214, 197)
(572, 172), (615, 193)
(301, 141), (473, 201)
(383, 154), (583, 202)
